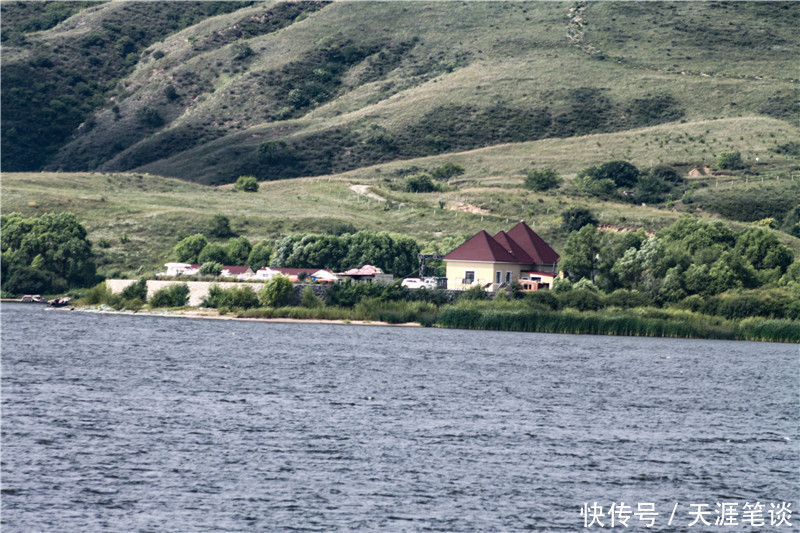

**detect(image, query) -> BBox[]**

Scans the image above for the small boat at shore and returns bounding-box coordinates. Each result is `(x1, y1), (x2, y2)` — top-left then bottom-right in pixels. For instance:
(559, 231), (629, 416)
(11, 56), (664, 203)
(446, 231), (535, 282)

(48, 297), (72, 308)
(21, 295), (48, 304)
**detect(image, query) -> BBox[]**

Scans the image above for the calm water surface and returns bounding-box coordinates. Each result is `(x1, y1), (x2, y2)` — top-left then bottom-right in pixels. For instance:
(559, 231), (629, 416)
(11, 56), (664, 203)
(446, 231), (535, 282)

(2, 303), (797, 531)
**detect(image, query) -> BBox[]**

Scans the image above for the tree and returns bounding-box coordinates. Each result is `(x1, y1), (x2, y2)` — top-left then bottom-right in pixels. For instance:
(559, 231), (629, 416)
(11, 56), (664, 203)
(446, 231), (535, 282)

(198, 243), (229, 265)
(560, 225), (602, 281)
(524, 168), (562, 191)
(404, 173), (438, 193)
(634, 173), (672, 204)
(594, 160), (640, 188)
(234, 175), (259, 193)
(572, 167), (616, 198)
(259, 276), (294, 307)
(717, 151), (744, 170)
(208, 214), (236, 238)
(199, 262), (223, 276)
(226, 236), (252, 265)
(734, 227), (794, 272)
(649, 164), (683, 184)
(173, 234), (208, 263)
(1, 212), (96, 294)
(258, 140), (291, 163)
(560, 207), (598, 233)
(430, 162), (465, 181)
(247, 240), (274, 270)
(300, 286), (324, 308)
(231, 41), (253, 60)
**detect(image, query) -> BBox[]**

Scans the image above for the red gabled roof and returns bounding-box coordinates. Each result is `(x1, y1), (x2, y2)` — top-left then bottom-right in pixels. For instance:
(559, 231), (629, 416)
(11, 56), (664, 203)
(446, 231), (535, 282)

(493, 230), (535, 263)
(273, 267), (322, 276)
(506, 221), (560, 264)
(443, 230), (519, 263)
(222, 266), (253, 275)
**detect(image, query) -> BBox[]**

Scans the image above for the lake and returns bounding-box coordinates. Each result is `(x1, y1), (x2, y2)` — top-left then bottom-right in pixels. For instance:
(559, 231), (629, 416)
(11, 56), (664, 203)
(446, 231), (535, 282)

(1, 303), (797, 531)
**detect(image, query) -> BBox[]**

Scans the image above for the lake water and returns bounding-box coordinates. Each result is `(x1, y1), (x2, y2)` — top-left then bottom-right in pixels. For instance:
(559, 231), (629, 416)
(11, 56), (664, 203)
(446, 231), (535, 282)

(1, 303), (797, 531)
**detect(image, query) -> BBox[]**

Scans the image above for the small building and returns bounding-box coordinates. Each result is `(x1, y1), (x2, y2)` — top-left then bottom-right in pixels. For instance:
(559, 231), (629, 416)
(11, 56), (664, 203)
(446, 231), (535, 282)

(162, 263), (200, 277)
(443, 221), (559, 292)
(220, 266), (255, 280)
(254, 267), (336, 283)
(337, 264), (394, 284)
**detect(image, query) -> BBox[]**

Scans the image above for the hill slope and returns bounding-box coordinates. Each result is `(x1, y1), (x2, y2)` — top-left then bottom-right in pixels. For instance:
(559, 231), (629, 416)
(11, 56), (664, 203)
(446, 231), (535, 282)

(2, 1), (797, 184)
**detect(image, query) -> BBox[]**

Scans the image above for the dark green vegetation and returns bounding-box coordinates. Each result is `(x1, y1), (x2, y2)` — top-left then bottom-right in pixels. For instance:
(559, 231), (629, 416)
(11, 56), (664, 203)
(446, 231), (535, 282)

(1, 212), (97, 295)
(271, 231), (420, 276)
(2, 2), (797, 184)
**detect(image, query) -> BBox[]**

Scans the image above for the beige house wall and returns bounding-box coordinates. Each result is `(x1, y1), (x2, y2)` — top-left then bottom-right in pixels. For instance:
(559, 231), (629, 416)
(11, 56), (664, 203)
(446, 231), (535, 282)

(445, 261), (522, 291)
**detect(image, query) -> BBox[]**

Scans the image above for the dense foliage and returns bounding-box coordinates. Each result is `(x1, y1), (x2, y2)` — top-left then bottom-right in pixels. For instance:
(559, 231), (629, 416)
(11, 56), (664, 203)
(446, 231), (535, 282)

(557, 216), (798, 310)
(1, 212), (96, 294)
(271, 230), (419, 276)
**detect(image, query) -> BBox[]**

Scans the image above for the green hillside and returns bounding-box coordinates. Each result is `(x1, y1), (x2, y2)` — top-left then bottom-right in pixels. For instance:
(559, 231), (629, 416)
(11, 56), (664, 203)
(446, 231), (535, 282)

(2, 1), (798, 185)
(4, 117), (800, 277)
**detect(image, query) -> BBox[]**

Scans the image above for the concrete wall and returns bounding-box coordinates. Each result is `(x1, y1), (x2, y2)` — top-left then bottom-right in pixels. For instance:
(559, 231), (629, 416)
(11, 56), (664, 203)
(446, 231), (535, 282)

(107, 279), (464, 307)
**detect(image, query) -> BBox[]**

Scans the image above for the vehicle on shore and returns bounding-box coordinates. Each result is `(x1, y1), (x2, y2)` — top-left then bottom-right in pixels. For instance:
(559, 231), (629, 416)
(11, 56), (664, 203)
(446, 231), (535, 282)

(401, 278), (438, 290)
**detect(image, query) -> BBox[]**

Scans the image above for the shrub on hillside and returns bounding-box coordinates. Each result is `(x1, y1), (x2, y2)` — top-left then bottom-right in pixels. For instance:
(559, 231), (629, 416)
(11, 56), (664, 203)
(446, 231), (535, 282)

(717, 151), (744, 170)
(234, 175), (259, 192)
(524, 169), (562, 192)
(404, 173), (439, 193)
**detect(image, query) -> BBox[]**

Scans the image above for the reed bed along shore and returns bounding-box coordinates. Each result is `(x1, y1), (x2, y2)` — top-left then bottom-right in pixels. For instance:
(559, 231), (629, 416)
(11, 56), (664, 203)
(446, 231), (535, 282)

(435, 306), (800, 343)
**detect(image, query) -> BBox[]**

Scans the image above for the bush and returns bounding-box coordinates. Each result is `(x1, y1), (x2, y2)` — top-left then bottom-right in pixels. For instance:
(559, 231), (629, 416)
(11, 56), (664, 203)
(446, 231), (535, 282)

(558, 288), (604, 311)
(234, 175), (259, 193)
(459, 284), (487, 301)
(300, 286), (324, 308)
(231, 41), (253, 61)
(208, 214), (236, 238)
(203, 284), (258, 309)
(82, 282), (112, 305)
(430, 162), (465, 181)
(404, 173), (439, 193)
(259, 276), (294, 307)
(121, 277), (148, 301)
(717, 151), (744, 170)
(199, 262), (223, 276)
(561, 207), (598, 233)
(136, 106), (164, 128)
(524, 169), (562, 191)
(149, 284), (189, 307)
(594, 161), (640, 188)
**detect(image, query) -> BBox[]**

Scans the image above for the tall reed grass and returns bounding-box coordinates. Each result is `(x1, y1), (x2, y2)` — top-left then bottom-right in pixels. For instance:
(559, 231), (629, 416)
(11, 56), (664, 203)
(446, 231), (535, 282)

(435, 304), (800, 342)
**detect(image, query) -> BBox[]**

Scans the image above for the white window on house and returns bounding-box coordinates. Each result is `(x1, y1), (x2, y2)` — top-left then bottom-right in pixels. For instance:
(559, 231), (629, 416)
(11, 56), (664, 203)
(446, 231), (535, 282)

(464, 271), (475, 284)
(506, 271), (512, 283)
(495, 271), (501, 284)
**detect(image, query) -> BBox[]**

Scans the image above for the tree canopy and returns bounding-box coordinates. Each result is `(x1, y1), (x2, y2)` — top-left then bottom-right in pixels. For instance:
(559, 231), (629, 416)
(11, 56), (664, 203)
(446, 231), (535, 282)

(1, 212), (96, 294)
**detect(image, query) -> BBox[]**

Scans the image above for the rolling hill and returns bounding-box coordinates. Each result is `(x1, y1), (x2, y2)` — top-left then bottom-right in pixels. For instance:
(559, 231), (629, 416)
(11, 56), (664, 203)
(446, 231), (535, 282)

(2, 1), (798, 184)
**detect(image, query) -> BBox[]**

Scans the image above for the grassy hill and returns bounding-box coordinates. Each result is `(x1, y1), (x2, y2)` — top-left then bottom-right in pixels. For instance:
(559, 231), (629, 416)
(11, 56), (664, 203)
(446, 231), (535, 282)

(4, 117), (800, 276)
(2, 1), (798, 185)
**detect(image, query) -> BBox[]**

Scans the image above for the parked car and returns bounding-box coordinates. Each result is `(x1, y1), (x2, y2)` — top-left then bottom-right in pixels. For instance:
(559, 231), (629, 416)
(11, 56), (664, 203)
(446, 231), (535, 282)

(401, 278), (437, 289)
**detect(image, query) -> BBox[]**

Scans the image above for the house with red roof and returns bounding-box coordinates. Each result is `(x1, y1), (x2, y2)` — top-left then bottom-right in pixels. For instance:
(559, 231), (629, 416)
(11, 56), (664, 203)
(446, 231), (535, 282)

(443, 221), (559, 291)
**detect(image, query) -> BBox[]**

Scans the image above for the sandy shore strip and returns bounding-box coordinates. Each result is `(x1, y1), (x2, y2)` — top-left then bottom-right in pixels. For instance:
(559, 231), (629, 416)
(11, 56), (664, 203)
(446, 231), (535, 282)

(48, 305), (422, 327)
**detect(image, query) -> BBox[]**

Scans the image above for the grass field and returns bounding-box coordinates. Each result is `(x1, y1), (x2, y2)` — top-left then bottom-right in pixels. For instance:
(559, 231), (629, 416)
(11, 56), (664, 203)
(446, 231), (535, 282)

(4, 117), (800, 276)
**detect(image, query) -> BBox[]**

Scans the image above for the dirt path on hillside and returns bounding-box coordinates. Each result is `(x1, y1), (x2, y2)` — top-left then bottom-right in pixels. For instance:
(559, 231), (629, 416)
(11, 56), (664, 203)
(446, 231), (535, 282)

(349, 184), (386, 202)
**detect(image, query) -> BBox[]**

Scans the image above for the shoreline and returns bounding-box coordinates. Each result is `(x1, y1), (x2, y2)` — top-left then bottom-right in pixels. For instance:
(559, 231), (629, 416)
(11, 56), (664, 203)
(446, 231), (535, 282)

(50, 304), (423, 328)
